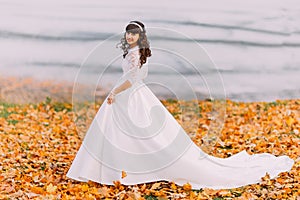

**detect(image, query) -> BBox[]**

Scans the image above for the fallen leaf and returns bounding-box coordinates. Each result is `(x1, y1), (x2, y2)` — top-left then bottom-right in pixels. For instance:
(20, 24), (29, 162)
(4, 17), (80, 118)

(121, 170), (127, 179)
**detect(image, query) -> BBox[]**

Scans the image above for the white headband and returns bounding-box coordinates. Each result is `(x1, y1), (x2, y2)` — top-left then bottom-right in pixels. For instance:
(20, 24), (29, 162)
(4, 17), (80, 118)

(128, 22), (143, 32)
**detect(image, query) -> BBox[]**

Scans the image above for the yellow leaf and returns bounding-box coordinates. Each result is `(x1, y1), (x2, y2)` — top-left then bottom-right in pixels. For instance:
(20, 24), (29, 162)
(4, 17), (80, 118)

(46, 183), (57, 194)
(170, 182), (177, 190)
(82, 184), (89, 192)
(286, 117), (294, 127)
(140, 184), (147, 192)
(150, 182), (161, 190)
(217, 190), (231, 196)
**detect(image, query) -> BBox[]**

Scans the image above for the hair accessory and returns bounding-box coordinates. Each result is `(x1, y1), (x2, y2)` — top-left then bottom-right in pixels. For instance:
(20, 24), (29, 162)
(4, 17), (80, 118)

(128, 21), (143, 32)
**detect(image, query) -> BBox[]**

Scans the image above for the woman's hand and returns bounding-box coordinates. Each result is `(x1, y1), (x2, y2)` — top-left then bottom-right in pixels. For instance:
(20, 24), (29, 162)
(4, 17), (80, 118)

(107, 91), (116, 105)
(107, 80), (132, 105)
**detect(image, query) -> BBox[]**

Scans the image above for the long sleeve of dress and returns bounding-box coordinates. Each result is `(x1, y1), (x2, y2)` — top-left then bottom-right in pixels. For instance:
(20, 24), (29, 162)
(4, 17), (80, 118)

(122, 49), (148, 86)
(126, 51), (141, 85)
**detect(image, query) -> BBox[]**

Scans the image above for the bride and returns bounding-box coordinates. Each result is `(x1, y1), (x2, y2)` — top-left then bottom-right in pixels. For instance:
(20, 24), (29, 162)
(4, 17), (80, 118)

(66, 20), (294, 190)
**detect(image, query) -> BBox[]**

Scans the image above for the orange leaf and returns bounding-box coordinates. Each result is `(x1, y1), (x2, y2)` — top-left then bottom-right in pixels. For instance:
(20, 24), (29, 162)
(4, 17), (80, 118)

(31, 186), (45, 194)
(121, 170), (127, 179)
(286, 117), (294, 127)
(183, 182), (192, 191)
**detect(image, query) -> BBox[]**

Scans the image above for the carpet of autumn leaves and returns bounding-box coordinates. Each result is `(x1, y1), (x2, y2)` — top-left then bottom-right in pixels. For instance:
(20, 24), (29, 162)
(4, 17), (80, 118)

(0, 96), (299, 199)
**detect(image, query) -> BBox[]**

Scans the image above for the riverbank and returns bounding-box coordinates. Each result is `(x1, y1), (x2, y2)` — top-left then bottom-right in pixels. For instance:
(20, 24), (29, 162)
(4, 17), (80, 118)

(0, 76), (109, 104)
(1, 75), (299, 105)
(0, 87), (299, 198)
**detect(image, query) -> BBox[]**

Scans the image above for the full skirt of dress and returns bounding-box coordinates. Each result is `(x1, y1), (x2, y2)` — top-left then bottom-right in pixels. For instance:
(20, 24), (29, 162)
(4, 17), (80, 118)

(66, 80), (294, 190)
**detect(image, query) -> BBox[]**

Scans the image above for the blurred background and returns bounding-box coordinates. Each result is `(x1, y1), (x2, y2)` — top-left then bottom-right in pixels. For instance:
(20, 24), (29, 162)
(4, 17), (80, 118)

(0, 0), (299, 102)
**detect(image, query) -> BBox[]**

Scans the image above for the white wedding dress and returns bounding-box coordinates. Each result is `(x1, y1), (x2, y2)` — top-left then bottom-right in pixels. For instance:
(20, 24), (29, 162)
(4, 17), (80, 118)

(66, 45), (294, 189)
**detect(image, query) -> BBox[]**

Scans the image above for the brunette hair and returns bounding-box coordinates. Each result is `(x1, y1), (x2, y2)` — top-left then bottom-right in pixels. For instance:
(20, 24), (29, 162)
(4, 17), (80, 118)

(116, 21), (152, 68)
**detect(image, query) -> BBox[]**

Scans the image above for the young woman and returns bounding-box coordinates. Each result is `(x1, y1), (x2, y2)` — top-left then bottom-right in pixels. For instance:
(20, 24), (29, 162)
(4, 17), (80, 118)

(66, 20), (294, 189)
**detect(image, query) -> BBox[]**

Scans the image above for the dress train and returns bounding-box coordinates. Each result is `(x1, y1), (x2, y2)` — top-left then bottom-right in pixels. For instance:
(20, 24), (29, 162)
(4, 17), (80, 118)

(66, 81), (294, 190)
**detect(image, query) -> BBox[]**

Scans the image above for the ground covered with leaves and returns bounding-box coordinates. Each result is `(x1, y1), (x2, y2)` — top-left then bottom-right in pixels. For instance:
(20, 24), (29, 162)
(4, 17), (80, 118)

(0, 97), (299, 199)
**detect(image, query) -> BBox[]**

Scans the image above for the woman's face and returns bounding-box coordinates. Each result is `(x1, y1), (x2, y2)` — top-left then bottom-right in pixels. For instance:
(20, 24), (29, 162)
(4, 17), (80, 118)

(126, 31), (139, 46)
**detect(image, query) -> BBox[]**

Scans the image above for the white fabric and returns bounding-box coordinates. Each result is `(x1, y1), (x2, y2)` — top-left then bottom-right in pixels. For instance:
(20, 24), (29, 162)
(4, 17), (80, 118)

(66, 45), (294, 189)
(121, 46), (148, 85)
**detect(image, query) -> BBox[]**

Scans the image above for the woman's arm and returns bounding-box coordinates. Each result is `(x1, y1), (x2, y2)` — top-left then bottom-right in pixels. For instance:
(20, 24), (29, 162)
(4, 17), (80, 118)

(107, 80), (132, 105)
(107, 51), (139, 104)
(112, 79), (132, 95)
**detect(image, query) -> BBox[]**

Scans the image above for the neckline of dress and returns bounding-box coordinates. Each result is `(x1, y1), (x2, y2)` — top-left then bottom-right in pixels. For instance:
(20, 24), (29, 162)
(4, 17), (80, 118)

(128, 45), (139, 52)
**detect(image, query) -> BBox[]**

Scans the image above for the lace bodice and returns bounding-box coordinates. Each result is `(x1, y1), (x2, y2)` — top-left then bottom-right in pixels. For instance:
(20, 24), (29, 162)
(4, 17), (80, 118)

(121, 45), (148, 85)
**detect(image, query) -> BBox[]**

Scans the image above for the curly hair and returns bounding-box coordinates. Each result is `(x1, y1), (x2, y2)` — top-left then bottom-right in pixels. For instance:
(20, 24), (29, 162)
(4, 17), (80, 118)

(116, 21), (152, 68)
